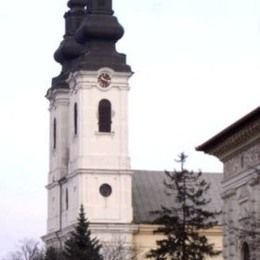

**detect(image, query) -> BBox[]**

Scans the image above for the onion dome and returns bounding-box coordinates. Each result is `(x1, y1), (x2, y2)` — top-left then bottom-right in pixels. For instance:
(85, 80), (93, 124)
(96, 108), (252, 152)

(54, 0), (86, 64)
(51, 0), (86, 89)
(74, 0), (131, 72)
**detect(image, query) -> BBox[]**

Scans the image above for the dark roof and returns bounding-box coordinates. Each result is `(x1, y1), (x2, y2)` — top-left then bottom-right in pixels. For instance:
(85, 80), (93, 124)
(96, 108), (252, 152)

(132, 170), (223, 224)
(196, 106), (260, 153)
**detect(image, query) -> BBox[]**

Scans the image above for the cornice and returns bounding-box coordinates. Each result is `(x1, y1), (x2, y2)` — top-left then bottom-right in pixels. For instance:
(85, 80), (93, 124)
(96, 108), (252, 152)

(196, 107), (260, 160)
(67, 68), (132, 94)
(221, 167), (260, 194)
(43, 223), (138, 241)
(46, 87), (70, 101)
(135, 224), (223, 236)
(46, 169), (134, 188)
(205, 120), (260, 161)
(68, 168), (134, 179)
(46, 88), (70, 112)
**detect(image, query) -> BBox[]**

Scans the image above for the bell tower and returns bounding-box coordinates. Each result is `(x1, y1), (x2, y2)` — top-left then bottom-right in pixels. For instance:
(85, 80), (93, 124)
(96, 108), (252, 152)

(43, 0), (133, 246)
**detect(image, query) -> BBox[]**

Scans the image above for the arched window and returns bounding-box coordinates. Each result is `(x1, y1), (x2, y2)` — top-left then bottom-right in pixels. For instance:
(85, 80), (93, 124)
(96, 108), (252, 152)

(53, 118), (57, 149)
(98, 99), (111, 132)
(241, 242), (250, 260)
(74, 103), (78, 135)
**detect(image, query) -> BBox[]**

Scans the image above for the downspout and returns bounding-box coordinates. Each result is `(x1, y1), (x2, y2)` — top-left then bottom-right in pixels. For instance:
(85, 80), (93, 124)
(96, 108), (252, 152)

(56, 177), (66, 250)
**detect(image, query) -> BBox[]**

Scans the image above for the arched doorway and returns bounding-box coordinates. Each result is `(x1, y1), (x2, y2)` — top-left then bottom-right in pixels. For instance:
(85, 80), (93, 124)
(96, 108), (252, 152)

(241, 242), (250, 260)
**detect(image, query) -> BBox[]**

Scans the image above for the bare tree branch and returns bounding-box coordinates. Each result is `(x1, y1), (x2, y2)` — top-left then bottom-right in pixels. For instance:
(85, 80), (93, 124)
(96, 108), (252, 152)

(3, 239), (44, 260)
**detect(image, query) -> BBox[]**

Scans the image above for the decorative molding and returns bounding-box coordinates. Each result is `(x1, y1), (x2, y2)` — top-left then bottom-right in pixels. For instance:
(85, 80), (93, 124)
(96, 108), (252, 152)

(223, 143), (260, 181)
(237, 185), (250, 204)
(66, 69), (132, 93)
(209, 121), (260, 160)
(46, 88), (70, 101)
(43, 223), (138, 243)
(67, 169), (133, 180)
(222, 167), (257, 193)
(238, 205), (249, 221)
(221, 188), (236, 199)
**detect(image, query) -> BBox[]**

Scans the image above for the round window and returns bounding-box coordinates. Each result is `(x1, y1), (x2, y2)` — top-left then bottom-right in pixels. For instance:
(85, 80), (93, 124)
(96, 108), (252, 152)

(99, 183), (112, 197)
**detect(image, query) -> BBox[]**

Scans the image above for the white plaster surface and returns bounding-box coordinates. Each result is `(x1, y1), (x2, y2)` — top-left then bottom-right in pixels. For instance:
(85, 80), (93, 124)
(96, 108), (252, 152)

(45, 68), (133, 236)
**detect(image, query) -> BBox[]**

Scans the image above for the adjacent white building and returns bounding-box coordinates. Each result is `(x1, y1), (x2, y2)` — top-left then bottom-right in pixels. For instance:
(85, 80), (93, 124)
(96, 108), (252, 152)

(197, 107), (260, 260)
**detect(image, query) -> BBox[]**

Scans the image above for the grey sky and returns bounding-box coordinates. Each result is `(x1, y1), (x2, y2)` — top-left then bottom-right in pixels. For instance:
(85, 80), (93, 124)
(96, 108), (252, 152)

(0, 0), (259, 257)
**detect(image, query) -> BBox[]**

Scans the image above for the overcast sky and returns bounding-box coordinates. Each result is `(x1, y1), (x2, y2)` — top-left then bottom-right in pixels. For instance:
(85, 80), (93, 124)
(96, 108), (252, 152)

(0, 0), (259, 257)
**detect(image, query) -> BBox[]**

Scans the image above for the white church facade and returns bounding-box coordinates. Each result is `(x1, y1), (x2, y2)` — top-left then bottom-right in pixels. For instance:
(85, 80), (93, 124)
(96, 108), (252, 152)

(42, 0), (225, 259)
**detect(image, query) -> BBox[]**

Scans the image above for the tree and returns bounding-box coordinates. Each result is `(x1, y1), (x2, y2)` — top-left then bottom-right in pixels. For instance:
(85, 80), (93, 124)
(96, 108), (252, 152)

(63, 204), (103, 260)
(3, 240), (65, 260)
(147, 153), (221, 260)
(102, 239), (138, 260)
(4, 239), (44, 260)
(44, 247), (62, 260)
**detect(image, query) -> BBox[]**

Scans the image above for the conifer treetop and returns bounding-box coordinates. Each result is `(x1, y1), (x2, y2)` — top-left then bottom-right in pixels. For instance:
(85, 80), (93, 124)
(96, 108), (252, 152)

(147, 153), (221, 260)
(63, 204), (103, 260)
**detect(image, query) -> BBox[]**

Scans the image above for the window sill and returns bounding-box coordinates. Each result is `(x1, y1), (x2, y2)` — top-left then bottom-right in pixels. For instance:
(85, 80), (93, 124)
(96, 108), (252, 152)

(95, 131), (115, 136)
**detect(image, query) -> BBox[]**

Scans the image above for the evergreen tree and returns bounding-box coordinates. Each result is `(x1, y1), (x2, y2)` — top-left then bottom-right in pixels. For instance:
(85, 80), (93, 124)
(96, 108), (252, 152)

(44, 247), (61, 260)
(147, 153), (221, 260)
(63, 205), (103, 260)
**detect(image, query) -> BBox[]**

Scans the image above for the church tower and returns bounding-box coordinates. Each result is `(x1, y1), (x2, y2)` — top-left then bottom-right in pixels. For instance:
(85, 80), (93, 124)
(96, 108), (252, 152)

(43, 0), (133, 246)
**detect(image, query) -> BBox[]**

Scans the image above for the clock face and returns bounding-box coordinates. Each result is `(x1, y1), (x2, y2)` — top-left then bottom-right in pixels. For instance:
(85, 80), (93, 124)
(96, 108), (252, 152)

(98, 73), (111, 88)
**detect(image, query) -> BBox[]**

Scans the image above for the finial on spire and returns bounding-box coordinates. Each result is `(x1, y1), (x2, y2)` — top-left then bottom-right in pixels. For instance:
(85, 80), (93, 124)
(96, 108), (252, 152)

(67, 0), (86, 8)
(87, 0), (113, 15)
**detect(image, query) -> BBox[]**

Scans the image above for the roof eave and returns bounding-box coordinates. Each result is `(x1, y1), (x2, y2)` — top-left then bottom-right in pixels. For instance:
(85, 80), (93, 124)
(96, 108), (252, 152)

(196, 106), (260, 155)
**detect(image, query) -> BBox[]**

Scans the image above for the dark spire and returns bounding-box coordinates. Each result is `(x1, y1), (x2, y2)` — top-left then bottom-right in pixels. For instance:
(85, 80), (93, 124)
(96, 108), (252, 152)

(50, 0), (131, 90)
(74, 0), (131, 72)
(51, 0), (86, 89)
